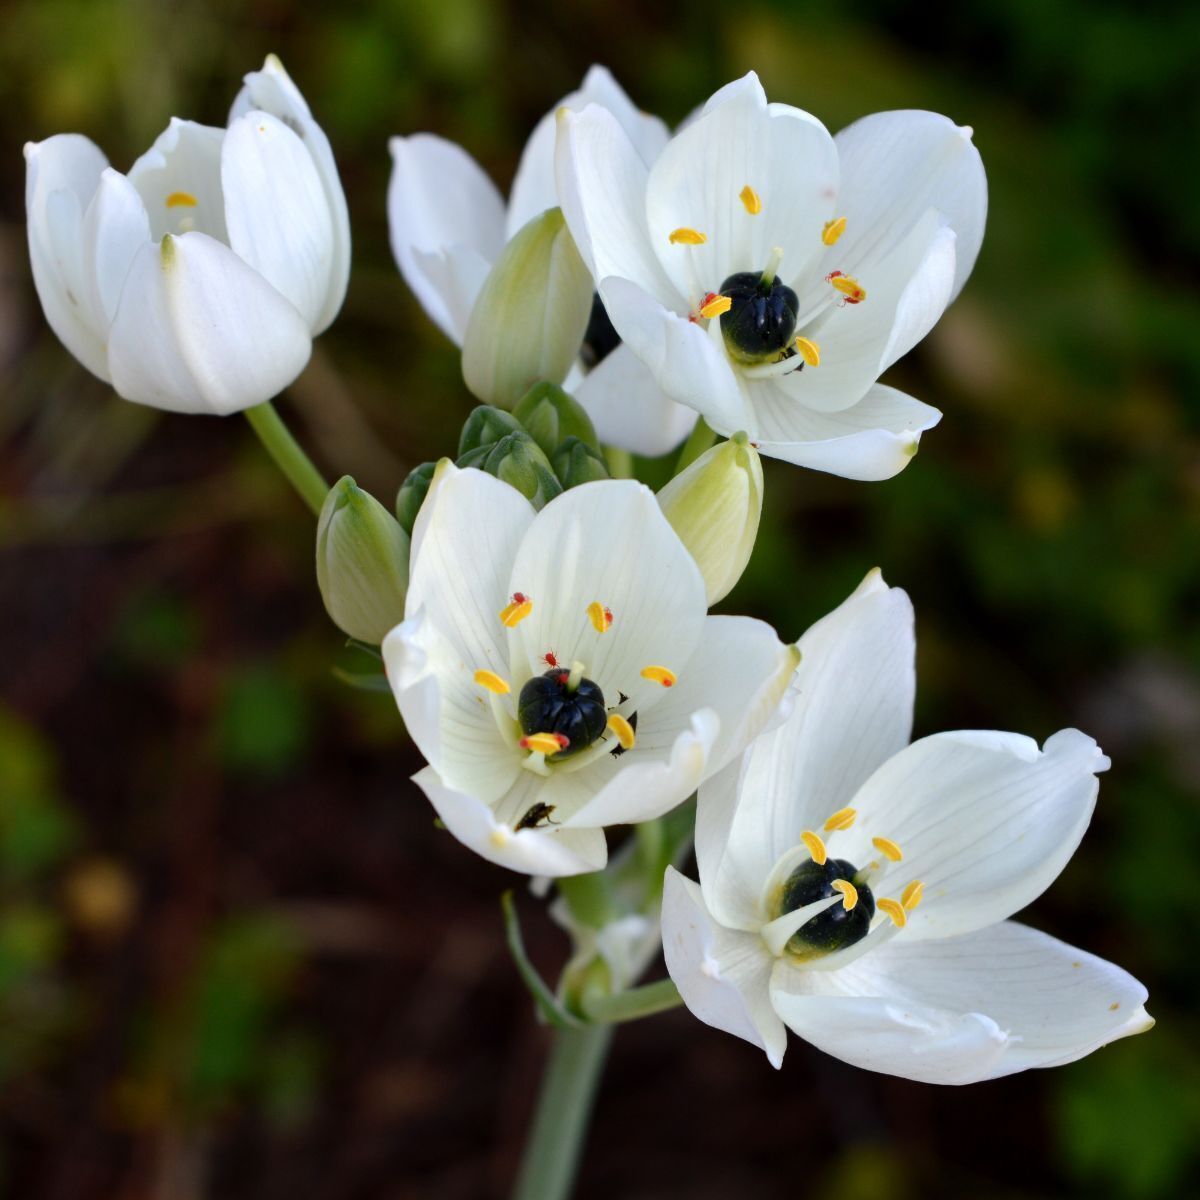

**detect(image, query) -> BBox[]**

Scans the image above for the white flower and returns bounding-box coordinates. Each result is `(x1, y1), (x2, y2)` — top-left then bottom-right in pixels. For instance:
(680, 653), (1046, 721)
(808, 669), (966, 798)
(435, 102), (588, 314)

(23, 54), (350, 415)
(381, 462), (799, 877)
(662, 570), (1152, 1082)
(388, 65), (696, 455)
(556, 72), (988, 480)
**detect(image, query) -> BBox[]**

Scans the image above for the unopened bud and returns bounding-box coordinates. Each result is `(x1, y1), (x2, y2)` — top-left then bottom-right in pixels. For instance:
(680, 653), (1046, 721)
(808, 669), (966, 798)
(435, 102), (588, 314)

(461, 207), (593, 408)
(395, 461), (437, 536)
(458, 405), (524, 457)
(316, 476), (410, 643)
(513, 382), (599, 458)
(552, 436), (611, 488)
(459, 431), (562, 510)
(656, 433), (763, 605)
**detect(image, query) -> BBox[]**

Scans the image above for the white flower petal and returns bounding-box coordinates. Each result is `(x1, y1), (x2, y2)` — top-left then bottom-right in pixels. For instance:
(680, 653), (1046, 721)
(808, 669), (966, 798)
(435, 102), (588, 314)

(697, 570), (914, 930)
(414, 765), (608, 876)
(387, 133), (507, 343)
(662, 867), (787, 1067)
(750, 383), (942, 480)
(81, 168), (151, 328)
(128, 118), (228, 243)
(837, 728), (1109, 939)
(107, 232), (311, 415)
(574, 342), (697, 457)
(833, 110), (987, 301)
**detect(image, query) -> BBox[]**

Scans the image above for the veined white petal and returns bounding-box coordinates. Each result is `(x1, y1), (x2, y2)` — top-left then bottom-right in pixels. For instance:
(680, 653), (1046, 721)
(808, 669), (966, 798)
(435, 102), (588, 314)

(128, 118), (228, 243)
(413, 765), (608, 876)
(697, 571), (914, 931)
(662, 868), (787, 1067)
(107, 232), (311, 415)
(81, 168), (151, 328)
(222, 111), (335, 330)
(751, 383), (942, 480)
(833, 109), (986, 301)
(836, 728), (1109, 940)
(388, 133), (507, 343)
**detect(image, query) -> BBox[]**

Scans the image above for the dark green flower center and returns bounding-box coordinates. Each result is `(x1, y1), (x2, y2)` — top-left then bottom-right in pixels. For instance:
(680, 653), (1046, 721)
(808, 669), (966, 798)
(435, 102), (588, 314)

(778, 857), (874, 959)
(517, 669), (607, 759)
(718, 271), (799, 364)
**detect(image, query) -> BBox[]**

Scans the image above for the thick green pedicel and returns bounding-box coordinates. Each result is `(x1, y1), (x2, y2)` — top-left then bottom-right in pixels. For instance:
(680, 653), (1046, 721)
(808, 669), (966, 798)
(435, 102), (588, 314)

(779, 857), (875, 958)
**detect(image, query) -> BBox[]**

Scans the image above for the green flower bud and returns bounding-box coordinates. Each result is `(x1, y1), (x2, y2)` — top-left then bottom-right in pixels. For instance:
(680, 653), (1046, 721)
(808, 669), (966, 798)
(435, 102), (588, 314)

(459, 431), (562, 510)
(656, 432), (763, 605)
(316, 477), (411, 644)
(552, 436), (611, 488)
(461, 207), (593, 409)
(513, 382), (599, 458)
(457, 405), (524, 457)
(394, 460), (437, 536)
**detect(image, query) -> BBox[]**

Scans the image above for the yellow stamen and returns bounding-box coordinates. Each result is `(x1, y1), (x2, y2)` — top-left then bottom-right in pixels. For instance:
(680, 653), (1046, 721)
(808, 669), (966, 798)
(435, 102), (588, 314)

(499, 596), (533, 627)
(877, 897), (907, 927)
(739, 185), (762, 215)
(830, 274), (866, 303)
(800, 830), (827, 865)
(823, 807), (857, 832)
(822, 216), (847, 246)
(699, 294), (732, 319)
(794, 336), (821, 367)
(831, 878), (859, 911)
(586, 601), (612, 632)
(872, 836), (903, 862)
(669, 227), (707, 246)
(901, 880), (924, 911)
(520, 732), (567, 756)
(473, 669), (510, 695)
(640, 665), (677, 688)
(166, 191), (198, 208)
(607, 713), (636, 750)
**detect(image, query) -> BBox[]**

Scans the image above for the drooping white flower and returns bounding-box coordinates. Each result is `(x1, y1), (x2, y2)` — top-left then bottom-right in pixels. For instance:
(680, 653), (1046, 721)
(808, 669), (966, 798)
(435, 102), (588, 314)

(381, 462), (799, 877)
(23, 54), (350, 415)
(556, 73), (988, 480)
(388, 65), (696, 455)
(662, 570), (1152, 1082)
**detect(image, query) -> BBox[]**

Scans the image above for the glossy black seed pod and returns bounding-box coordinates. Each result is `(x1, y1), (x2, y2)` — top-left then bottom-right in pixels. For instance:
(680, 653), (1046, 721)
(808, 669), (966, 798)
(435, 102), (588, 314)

(517, 669), (608, 759)
(778, 857), (875, 958)
(718, 271), (800, 364)
(580, 293), (622, 368)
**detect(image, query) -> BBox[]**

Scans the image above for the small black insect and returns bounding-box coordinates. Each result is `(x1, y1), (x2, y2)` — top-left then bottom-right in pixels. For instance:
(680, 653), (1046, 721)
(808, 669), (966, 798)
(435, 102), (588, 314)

(514, 802), (559, 831)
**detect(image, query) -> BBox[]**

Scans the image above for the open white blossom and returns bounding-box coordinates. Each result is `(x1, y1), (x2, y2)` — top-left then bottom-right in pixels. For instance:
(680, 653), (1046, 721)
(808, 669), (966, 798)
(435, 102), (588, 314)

(388, 65), (696, 454)
(662, 570), (1152, 1082)
(23, 54), (349, 416)
(381, 463), (798, 877)
(556, 72), (987, 479)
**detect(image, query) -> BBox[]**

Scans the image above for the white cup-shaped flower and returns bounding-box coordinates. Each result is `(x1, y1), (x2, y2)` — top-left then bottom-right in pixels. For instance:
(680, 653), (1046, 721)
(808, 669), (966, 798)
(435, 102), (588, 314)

(662, 570), (1152, 1082)
(381, 462), (800, 877)
(23, 54), (350, 415)
(556, 72), (988, 480)
(388, 65), (696, 456)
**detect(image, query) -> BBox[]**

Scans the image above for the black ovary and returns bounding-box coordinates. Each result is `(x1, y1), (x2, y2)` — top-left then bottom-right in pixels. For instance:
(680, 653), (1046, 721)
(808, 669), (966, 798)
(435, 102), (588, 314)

(518, 669), (607, 759)
(718, 271), (799, 363)
(779, 857), (875, 957)
(580, 294), (622, 368)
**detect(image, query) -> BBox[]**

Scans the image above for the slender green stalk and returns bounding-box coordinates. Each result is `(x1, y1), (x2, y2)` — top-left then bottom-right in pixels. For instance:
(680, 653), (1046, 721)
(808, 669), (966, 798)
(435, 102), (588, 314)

(512, 1023), (614, 1200)
(243, 399), (328, 516)
(582, 977), (683, 1025)
(674, 417), (717, 475)
(557, 870), (614, 930)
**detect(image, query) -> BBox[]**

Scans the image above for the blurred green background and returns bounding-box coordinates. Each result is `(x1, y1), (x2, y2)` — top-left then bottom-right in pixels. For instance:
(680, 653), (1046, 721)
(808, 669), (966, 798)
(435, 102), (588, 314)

(1, 0), (1198, 1196)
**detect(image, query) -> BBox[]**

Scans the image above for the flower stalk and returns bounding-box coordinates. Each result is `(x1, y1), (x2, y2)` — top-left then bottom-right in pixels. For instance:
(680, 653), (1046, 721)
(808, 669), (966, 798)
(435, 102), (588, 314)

(243, 400), (328, 516)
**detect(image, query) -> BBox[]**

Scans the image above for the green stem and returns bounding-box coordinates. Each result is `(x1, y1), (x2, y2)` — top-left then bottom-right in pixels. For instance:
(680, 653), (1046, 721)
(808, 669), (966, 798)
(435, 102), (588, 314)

(512, 1023), (613, 1200)
(582, 977), (683, 1025)
(674, 417), (717, 475)
(243, 399), (328, 516)
(557, 870), (614, 930)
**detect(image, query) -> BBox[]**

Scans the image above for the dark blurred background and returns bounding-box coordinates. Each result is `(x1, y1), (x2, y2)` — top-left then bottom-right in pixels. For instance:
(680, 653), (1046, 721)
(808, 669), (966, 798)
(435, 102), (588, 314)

(2, 0), (1198, 1197)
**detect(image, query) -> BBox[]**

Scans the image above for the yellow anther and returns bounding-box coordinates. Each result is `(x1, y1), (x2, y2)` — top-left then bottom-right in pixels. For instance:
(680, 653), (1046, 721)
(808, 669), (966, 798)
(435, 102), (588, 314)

(794, 336), (821, 367)
(877, 897), (908, 927)
(872, 836), (903, 862)
(822, 216), (847, 246)
(828, 273), (866, 304)
(669, 227), (707, 245)
(586, 601), (613, 632)
(823, 807), (857, 832)
(901, 880), (924, 911)
(499, 595), (533, 627)
(520, 732), (567, 756)
(640, 665), (677, 688)
(473, 669), (510, 695)
(166, 191), (198, 208)
(699, 294), (732, 319)
(800, 830), (828, 866)
(607, 713), (636, 750)
(831, 879), (859, 911)
(739, 185), (762, 215)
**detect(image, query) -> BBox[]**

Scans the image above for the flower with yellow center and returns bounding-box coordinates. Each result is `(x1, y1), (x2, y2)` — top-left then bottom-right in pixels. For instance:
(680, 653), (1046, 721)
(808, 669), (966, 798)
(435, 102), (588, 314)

(662, 570), (1152, 1082)
(382, 462), (800, 877)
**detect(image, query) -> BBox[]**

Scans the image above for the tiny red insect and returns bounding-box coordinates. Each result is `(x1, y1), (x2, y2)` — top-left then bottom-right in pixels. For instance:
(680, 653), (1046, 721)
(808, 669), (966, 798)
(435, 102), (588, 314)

(543, 651), (559, 668)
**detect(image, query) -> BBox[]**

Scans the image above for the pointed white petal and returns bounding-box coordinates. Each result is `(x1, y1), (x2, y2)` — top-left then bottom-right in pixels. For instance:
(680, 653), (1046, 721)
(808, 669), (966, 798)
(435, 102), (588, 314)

(834, 110), (986, 300)
(107, 233), (311, 415)
(662, 868), (787, 1067)
(387, 134), (507, 343)
(837, 729), (1109, 939)
(128, 118), (228, 242)
(81, 169), (151, 328)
